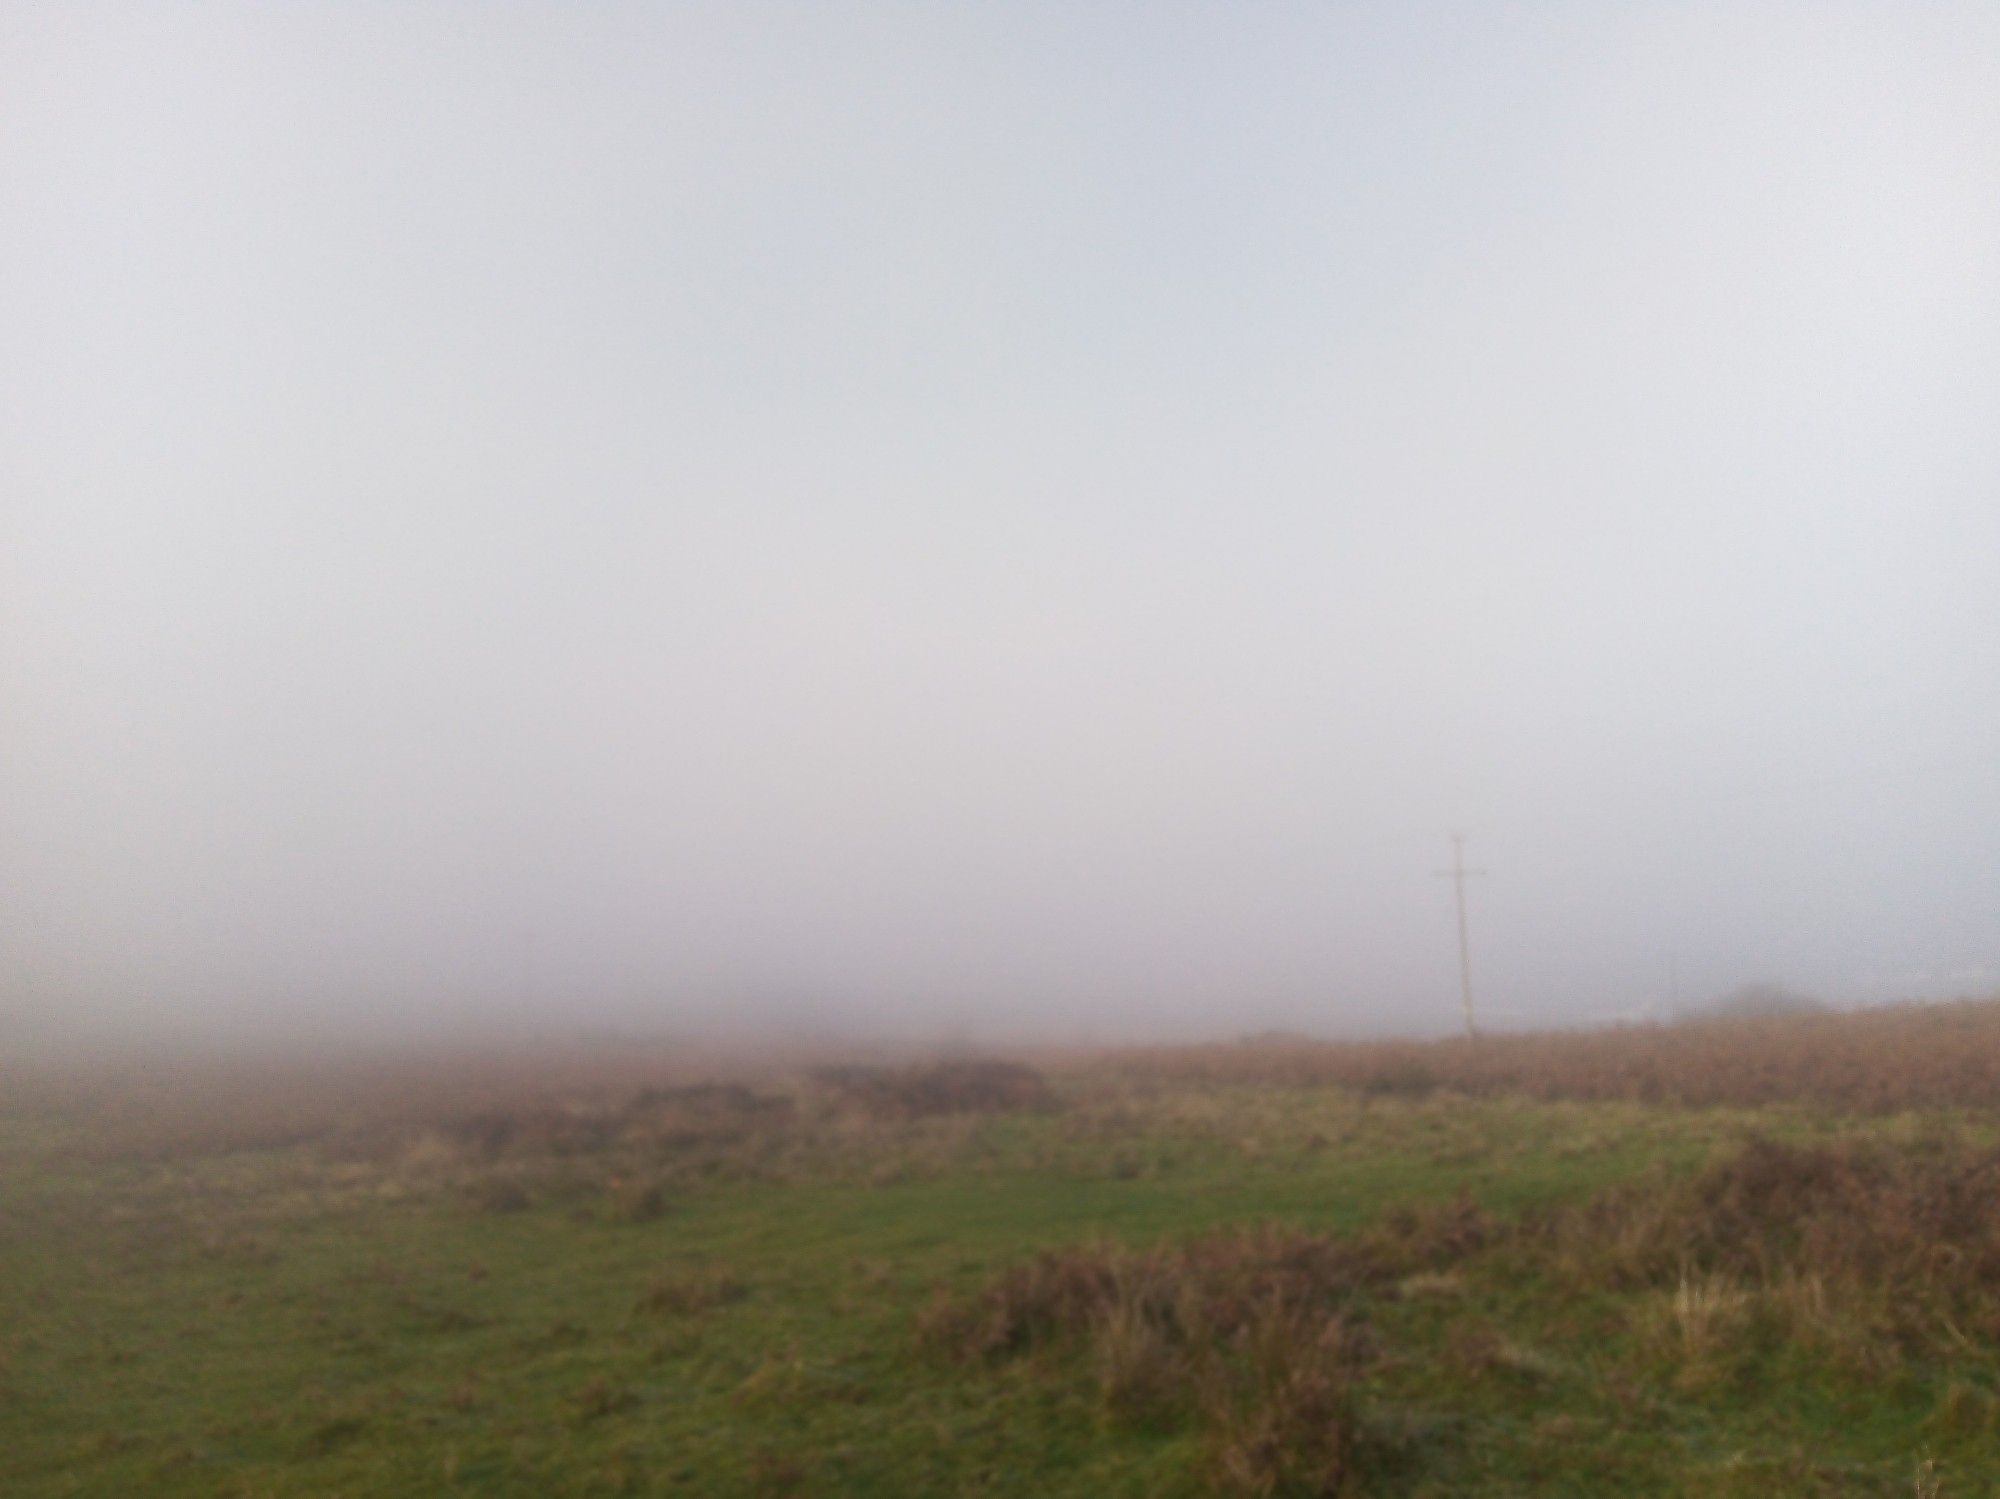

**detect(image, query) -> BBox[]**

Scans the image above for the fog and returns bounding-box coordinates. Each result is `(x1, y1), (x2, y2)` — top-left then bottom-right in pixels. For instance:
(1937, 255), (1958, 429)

(5, 4), (1998, 1049)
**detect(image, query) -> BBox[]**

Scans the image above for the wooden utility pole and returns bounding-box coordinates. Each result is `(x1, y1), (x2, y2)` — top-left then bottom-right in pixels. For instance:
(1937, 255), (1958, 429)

(1435, 834), (1486, 1039)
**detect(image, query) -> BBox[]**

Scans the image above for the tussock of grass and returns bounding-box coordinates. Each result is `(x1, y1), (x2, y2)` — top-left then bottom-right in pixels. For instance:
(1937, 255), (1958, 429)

(1538, 1136), (2000, 1357)
(919, 1206), (1512, 1494)
(922, 1225), (1374, 1494)
(1204, 1315), (1360, 1497)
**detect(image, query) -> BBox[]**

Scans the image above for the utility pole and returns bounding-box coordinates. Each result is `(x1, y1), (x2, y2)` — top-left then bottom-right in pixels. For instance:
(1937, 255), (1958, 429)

(1435, 834), (1486, 1039)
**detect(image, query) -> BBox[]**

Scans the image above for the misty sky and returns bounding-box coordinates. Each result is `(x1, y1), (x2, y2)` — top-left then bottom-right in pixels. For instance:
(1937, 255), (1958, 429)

(5, 4), (1998, 1044)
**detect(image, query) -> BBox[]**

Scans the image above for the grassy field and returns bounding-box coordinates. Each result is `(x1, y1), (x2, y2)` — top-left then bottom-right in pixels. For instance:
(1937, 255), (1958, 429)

(8, 1015), (2000, 1496)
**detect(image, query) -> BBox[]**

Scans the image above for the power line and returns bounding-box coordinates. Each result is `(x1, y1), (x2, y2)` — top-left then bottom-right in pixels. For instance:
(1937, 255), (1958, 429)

(1435, 833), (1487, 1039)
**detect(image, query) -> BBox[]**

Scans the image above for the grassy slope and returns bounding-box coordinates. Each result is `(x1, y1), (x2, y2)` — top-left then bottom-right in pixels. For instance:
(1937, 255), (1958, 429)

(3, 1089), (1994, 1496)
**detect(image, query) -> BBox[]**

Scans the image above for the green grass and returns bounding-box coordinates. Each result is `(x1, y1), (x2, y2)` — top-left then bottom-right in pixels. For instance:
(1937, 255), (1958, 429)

(3, 1086), (1994, 1495)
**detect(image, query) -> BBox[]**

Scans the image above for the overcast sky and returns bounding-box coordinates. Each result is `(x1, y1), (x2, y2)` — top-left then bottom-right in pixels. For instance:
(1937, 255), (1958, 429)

(5, 3), (1998, 1046)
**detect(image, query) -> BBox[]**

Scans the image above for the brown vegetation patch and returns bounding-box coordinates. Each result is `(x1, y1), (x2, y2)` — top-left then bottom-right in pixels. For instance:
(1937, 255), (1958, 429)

(1112, 997), (2000, 1113)
(814, 1059), (1054, 1122)
(431, 1084), (795, 1165)
(1540, 1137), (2000, 1347)
(921, 1222), (1423, 1367)
(928, 1132), (2000, 1490)
(638, 1268), (749, 1317)
(918, 1221), (1461, 1494)
(618, 1082), (795, 1146)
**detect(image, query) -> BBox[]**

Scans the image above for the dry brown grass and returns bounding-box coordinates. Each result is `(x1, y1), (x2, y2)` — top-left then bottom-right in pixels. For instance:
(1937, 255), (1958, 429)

(921, 1228), (1368, 1364)
(923, 1196), (1493, 1369)
(811, 1059), (1055, 1121)
(1534, 1134), (2000, 1362)
(921, 1223), (1382, 1494)
(1110, 996), (2000, 1113)
(919, 1201), (1502, 1494)
(1204, 1312), (1362, 1497)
